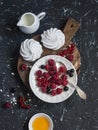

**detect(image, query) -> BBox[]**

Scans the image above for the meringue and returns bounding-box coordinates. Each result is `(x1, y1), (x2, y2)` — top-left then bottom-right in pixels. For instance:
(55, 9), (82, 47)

(41, 28), (65, 50)
(20, 39), (43, 62)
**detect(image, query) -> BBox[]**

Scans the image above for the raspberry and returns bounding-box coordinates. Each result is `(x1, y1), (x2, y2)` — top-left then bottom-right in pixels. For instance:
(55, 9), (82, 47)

(3, 102), (11, 108)
(62, 80), (68, 86)
(18, 95), (30, 109)
(36, 70), (43, 77)
(66, 55), (74, 61)
(55, 79), (62, 85)
(43, 72), (50, 79)
(71, 43), (75, 49)
(62, 49), (68, 55)
(36, 77), (42, 82)
(59, 66), (66, 73)
(45, 64), (50, 70)
(61, 74), (67, 80)
(49, 71), (55, 76)
(58, 52), (65, 57)
(48, 59), (56, 66)
(21, 64), (27, 71)
(51, 90), (57, 96)
(41, 87), (47, 93)
(50, 83), (57, 89)
(56, 88), (63, 94)
(67, 49), (74, 54)
(52, 65), (57, 71)
(48, 78), (55, 84)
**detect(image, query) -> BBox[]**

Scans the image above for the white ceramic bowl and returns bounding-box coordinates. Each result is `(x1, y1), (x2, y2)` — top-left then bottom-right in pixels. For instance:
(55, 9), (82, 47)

(28, 113), (53, 130)
(29, 55), (77, 103)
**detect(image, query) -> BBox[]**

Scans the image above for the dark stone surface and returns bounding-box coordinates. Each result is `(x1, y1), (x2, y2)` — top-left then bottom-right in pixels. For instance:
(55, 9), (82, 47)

(0, 0), (98, 130)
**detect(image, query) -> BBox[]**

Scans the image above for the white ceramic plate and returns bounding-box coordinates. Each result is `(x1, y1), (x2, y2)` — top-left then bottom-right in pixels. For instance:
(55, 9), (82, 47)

(29, 55), (77, 103)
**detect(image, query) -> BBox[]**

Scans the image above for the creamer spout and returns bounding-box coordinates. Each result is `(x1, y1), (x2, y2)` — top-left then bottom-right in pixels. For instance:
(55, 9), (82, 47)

(17, 20), (22, 27)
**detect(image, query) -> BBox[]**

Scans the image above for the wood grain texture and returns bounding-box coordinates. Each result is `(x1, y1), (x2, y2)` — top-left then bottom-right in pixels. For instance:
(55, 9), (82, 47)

(17, 18), (81, 88)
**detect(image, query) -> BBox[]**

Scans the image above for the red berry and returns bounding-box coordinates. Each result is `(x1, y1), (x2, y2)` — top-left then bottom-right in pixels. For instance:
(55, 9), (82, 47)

(45, 64), (50, 70)
(62, 80), (68, 86)
(21, 64), (27, 71)
(36, 70), (43, 77)
(41, 87), (47, 93)
(62, 49), (68, 55)
(66, 55), (74, 61)
(56, 88), (63, 94)
(48, 59), (56, 66)
(61, 74), (67, 80)
(25, 105), (30, 109)
(58, 52), (65, 57)
(59, 66), (66, 73)
(43, 72), (50, 79)
(71, 43), (75, 49)
(3, 102), (11, 108)
(50, 83), (57, 89)
(55, 79), (62, 85)
(51, 90), (57, 96)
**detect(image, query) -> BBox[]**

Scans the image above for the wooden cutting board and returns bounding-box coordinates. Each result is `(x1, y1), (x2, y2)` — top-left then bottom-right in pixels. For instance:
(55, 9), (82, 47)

(17, 18), (81, 88)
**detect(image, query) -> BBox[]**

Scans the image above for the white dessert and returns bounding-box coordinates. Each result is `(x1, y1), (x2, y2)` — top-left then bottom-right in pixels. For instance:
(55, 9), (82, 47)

(20, 39), (43, 61)
(41, 28), (65, 50)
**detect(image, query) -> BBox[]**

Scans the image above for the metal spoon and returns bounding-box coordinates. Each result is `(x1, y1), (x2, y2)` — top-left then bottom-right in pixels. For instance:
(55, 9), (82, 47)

(68, 79), (87, 100)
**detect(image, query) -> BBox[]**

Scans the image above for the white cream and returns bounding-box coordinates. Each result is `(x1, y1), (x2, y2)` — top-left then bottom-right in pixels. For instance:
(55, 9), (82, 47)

(41, 28), (65, 50)
(20, 39), (43, 61)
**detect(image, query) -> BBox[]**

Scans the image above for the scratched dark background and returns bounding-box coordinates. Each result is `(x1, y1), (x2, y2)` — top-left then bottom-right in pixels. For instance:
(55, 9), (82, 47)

(0, 0), (98, 130)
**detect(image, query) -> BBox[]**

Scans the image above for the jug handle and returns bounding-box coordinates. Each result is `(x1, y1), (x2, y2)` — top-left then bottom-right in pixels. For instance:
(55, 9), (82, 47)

(37, 12), (46, 21)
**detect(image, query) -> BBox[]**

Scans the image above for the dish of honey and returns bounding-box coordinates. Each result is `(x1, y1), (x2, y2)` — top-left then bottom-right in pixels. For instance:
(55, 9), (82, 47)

(32, 116), (50, 130)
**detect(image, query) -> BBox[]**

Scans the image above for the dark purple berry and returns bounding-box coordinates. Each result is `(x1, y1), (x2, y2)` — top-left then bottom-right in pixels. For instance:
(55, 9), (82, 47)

(40, 65), (45, 69)
(46, 87), (51, 94)
(69, 72), (73, 77)
(64, 86), (69, 91)
(70, 69), (74, 73)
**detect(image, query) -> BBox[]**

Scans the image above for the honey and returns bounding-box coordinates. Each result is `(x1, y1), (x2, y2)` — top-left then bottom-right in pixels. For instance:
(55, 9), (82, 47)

(32, 116), (50, 130)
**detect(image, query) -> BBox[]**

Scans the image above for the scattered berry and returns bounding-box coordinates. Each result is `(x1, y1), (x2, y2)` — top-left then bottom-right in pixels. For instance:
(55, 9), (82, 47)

(66, 55), (74, 61)
(21, 64), (27, 71)
(3, 102), (11, 108)
(18, 95), (30, 109)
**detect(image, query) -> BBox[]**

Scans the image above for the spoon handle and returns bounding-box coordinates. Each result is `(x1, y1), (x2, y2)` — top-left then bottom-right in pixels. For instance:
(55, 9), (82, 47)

(68, 79), (87, 100)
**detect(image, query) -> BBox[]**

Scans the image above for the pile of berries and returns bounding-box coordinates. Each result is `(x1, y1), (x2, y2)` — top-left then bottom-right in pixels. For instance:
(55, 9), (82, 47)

(35, 59), (74, 96)
(57, 43), (75, 61)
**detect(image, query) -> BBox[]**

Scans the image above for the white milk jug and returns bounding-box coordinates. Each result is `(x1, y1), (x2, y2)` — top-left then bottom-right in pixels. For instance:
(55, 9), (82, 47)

(17, 12), (46, 34)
